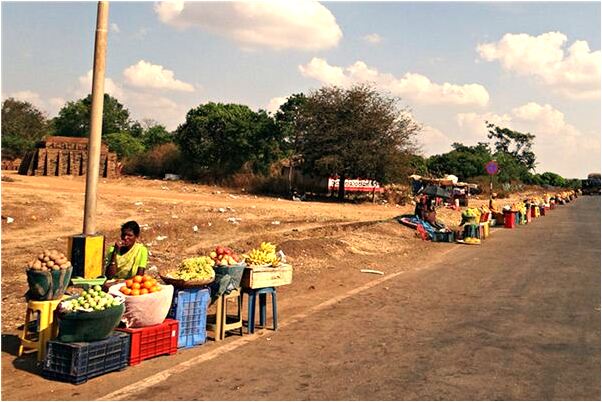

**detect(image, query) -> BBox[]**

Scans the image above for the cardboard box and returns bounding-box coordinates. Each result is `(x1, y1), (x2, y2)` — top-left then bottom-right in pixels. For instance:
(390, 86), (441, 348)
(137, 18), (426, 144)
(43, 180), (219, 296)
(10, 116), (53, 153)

(241, 264), (293, 289)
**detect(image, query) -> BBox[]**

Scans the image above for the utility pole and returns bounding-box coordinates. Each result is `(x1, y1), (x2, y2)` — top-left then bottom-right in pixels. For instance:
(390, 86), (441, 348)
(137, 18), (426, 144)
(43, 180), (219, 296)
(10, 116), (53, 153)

(83, 0), (109, 235)
(68, 1), (109, 279)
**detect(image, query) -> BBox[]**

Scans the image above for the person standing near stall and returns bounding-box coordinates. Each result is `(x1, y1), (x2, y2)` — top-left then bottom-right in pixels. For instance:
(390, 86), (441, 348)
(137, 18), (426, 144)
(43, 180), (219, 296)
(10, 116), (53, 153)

(105, 220), (148, 280)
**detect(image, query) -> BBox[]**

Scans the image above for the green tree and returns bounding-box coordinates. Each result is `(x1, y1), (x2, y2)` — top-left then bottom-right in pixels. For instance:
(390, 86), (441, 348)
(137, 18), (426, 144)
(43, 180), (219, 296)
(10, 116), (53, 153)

(274, 93), (307, 151)
(52, 94), (133, 137)
(139, 119), (172, 149)
(174, 102), (285, 178)
(105, 132), (145, 159)
(494, 151), (530, 183)
(295, 84), (420, 199)
(486, 122), (536, 171)
(539, 171), (566, 187)
(427, 142), (492, 181)
(1, 98), (48, 159)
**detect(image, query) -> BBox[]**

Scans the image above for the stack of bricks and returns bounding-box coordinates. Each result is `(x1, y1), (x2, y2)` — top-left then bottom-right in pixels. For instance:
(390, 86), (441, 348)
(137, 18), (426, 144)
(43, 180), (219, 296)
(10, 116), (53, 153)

(18, 136), (119, 178)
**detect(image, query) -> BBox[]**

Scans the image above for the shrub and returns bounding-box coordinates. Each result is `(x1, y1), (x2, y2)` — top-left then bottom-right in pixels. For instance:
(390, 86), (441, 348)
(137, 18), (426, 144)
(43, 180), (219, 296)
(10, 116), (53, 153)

(124, 143), (181, 178)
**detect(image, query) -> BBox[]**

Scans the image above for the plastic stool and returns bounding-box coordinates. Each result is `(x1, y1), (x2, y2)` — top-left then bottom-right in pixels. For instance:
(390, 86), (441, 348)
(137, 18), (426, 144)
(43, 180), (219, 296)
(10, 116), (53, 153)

(463, 224), (481, 240)
(18, 298), (65, 361)
(206, 289), (243, 341)
(243, 287), (277, 334)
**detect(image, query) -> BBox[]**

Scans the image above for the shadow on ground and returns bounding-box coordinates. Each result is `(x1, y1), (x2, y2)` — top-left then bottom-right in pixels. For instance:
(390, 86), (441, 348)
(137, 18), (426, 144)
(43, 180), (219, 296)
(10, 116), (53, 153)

(3, 333), (43, 375)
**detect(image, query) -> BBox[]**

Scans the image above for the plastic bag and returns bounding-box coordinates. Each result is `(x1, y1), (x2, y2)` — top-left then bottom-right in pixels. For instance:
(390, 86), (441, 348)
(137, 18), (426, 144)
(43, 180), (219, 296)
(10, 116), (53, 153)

(108, 283), (174, 328)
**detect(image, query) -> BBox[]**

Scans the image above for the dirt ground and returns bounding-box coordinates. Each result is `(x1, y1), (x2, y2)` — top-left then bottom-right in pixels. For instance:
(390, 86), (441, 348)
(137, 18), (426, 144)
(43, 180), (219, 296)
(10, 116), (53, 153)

(0, 171), (543, 333)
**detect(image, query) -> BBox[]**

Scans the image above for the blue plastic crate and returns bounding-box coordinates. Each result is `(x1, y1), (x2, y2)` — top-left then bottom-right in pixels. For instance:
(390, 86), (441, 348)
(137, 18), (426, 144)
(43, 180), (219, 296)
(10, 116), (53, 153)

(168, 288), (209, 348)
(432, 231), (455, 243)
(42, 332), (129, 384)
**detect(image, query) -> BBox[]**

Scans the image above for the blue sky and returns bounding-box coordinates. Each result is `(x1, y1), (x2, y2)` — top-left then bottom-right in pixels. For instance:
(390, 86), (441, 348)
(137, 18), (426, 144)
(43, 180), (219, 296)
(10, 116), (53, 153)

(2, 1), (600, 178)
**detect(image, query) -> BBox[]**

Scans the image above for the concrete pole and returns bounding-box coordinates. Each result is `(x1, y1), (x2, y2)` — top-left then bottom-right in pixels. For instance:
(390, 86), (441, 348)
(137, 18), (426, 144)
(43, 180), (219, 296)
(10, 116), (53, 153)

(83, 1), (109, 235)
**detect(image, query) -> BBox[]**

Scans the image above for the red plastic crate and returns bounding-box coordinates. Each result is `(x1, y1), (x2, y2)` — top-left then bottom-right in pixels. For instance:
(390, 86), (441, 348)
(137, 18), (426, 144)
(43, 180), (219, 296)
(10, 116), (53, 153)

(116, 319), (179, 366)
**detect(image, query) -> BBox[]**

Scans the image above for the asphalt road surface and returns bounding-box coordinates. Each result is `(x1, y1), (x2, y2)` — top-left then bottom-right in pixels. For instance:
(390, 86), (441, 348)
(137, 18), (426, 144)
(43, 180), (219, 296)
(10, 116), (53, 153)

(109, 196), (599, 401)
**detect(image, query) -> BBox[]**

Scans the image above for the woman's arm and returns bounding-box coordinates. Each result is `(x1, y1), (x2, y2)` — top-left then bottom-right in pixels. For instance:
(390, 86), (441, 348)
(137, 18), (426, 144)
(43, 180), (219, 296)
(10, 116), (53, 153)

(104, 244), (119, 279)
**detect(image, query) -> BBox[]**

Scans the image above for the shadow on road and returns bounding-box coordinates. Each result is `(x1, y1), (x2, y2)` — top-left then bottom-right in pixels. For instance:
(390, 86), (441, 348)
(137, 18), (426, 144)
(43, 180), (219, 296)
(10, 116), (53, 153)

(2, 333), (42, 375)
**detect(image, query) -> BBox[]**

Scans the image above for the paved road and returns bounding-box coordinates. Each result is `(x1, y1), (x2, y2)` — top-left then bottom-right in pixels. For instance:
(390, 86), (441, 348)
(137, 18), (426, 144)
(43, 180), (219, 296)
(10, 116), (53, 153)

(113, 196), (599, 401)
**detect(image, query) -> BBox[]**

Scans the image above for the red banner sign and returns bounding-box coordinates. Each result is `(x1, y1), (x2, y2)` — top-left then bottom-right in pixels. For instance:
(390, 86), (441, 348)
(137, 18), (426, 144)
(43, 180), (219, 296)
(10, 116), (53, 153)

(328, 178), (384, 193)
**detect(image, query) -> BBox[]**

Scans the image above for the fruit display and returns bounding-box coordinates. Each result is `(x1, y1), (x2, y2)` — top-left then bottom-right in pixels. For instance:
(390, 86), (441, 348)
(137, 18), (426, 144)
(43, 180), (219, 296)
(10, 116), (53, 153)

(244, 242), (281, 267)
(60, 285), (124, 312)
(166, 256), (215, 281)
(27, 249), (72, 271)
(510, 202), (526, 216)
(461, 208), (481, 220)
(209, 245), (241, 266)
(463, 237), (481, 245)
(119, 275), (162, 296)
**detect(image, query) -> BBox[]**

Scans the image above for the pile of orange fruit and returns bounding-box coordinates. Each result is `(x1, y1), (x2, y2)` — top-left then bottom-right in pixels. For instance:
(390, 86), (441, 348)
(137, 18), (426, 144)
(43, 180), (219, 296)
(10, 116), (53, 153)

(119, 274), (162, 296)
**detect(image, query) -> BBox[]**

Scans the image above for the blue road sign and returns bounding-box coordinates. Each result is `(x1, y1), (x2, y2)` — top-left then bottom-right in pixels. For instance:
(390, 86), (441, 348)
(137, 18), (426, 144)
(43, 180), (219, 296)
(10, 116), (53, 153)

(485, 160), (498, 175)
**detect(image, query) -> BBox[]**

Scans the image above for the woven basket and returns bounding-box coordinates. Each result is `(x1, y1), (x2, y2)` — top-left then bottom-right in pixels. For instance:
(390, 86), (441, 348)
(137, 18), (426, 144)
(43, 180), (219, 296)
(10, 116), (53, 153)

(159, 269), (214, 289)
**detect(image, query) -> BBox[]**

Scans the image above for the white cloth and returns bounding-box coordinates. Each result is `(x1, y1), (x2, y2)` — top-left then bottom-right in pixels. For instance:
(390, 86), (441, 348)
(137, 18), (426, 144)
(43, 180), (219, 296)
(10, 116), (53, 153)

(108, 283), (174, 328)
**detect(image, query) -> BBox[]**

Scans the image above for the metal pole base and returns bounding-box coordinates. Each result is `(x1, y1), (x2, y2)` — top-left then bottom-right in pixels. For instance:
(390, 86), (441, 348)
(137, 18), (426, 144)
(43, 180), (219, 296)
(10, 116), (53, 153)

(67, 234), (105, 279)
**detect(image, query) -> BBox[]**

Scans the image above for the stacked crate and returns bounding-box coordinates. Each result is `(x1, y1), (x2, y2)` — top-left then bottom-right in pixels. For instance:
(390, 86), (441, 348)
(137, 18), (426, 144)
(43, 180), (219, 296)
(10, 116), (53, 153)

(43, 332), (129, 384)
(168, 288), (210, 348)
(116, 319), (179, 366)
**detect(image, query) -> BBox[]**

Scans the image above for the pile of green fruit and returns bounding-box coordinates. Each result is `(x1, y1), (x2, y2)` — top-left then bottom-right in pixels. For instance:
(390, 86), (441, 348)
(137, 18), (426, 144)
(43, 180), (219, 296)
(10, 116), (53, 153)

(167, 256), (215, 281)
(60, 285), (124, 312)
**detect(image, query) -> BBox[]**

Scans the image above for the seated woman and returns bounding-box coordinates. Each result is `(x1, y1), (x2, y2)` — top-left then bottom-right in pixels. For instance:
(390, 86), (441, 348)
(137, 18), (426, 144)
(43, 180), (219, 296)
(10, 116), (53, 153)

(104, 220), (148, 280)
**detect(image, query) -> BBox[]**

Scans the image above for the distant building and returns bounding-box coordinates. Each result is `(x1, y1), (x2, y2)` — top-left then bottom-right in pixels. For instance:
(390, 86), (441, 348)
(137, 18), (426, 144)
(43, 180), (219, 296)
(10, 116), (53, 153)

(18, 136), (119, 178)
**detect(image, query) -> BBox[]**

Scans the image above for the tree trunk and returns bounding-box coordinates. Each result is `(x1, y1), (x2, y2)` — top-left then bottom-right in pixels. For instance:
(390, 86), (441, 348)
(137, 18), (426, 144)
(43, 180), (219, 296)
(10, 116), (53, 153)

(338, 175), (346, 201)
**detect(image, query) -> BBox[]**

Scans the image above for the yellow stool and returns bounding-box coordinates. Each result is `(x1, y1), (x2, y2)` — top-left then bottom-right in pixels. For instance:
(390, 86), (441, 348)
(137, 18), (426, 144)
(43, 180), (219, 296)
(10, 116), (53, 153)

(18, 298), (65, 361)
(206, 289), (243, 341)
(480, 222), (490, 239)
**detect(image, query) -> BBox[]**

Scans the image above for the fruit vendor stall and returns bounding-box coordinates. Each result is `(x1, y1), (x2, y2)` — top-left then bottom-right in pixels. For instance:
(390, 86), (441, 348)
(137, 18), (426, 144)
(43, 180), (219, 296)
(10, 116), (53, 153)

(19, 240), (293, 384)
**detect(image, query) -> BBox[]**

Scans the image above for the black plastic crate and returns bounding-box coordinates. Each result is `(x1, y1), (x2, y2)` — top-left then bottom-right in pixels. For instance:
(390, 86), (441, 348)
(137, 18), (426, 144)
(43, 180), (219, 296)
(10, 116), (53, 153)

(42, 332), (129, 384)
(432, 231), (455, 243)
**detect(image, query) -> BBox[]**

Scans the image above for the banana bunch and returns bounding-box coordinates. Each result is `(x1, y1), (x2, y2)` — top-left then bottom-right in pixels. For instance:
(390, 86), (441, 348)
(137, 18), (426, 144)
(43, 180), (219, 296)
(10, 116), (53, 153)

(169, 256), (215, 281)
(259, 242), (276, 254)
(244, 242), (281, 267)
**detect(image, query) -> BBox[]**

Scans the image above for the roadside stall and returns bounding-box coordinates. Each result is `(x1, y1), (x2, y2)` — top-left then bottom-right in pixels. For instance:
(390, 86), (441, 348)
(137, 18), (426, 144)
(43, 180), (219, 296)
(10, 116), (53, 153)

(18, 239), (293, 385)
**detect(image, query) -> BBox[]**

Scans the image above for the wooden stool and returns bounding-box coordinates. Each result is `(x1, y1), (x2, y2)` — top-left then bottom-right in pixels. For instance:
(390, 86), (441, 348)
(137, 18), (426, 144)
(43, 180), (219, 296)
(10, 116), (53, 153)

(243, 287), (277, 334)
(206, 289), (243, 341)
(18, 298), (64, 361)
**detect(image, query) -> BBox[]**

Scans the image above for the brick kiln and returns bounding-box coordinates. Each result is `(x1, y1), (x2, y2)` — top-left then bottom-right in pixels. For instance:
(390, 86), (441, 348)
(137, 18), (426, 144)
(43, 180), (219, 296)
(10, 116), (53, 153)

(18, 136), (119, 178)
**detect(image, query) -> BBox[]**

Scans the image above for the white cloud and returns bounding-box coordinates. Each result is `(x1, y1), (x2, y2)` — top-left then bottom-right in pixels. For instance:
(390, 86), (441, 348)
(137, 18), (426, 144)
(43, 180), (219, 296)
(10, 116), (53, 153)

(73, 69), (191, 130)
(4, 90), (43, 108)
(2, 91), (65, 116)
(125, 92), (190, 131)
(363, 33), (382, 44)
(299, 58), (490, 107)
(122, 60), (194, 92)
(457, 103), (599, 178)
(154, 0), (342, 51)
(418, 125), (454, 156)
(77, 70), (125, 99)
(110, 23), (120, 33)
(47, 97), (66, 116)
(477, 32), (601, 100)
(299, 58), (348, 86)
(266, 96), (287, 113)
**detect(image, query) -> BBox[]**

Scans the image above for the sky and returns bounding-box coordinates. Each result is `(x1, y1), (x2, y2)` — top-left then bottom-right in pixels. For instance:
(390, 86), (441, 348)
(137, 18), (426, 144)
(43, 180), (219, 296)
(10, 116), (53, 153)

(1, 1), (600, 178)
